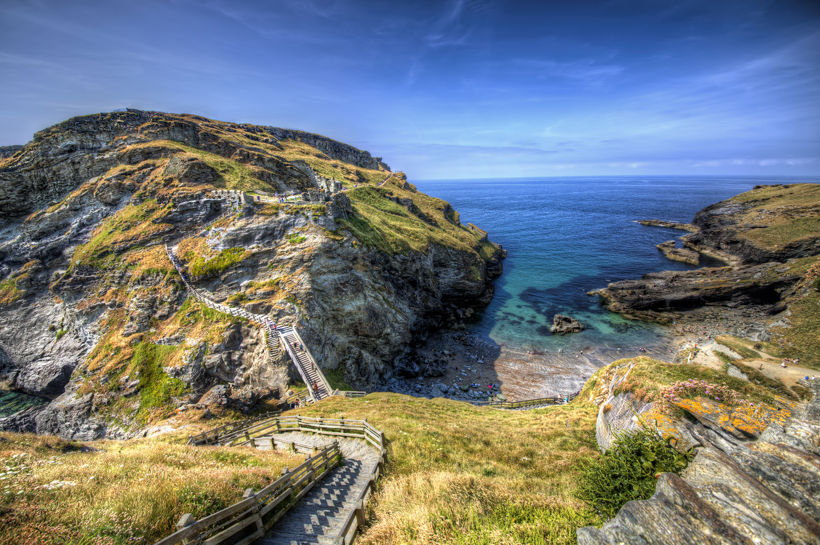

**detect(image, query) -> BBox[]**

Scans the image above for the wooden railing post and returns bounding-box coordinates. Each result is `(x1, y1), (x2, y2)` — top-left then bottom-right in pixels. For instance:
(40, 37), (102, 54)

(243, 488), (264, 536)
(355, 499), (365, 527)
(176, 513), (195, 544)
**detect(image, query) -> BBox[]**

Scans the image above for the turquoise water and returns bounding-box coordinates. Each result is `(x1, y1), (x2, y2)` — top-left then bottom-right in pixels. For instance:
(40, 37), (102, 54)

(0, 389), (46, 418)
(413, 176), (813, 353)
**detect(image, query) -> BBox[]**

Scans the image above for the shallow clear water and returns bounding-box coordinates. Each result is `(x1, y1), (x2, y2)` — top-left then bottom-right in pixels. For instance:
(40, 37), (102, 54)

(0, 389), (46, 417)
(413, 176), (809, 353)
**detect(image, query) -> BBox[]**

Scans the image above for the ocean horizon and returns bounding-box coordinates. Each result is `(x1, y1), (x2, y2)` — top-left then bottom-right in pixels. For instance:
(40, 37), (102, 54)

(413, 175), (818, 354)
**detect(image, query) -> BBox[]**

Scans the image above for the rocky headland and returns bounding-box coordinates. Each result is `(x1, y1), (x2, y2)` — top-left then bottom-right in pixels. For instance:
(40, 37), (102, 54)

(593, 184), (820, 368)
(0, 110), (503, 439)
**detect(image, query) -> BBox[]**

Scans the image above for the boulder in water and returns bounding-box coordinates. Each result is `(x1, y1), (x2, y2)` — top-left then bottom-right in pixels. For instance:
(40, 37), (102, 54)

(550, 314), (584, 335)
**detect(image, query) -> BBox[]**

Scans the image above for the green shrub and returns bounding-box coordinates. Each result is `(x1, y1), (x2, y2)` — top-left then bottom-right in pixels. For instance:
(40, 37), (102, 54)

(577, 428), (693, 520)
(286, 233), (307, 244)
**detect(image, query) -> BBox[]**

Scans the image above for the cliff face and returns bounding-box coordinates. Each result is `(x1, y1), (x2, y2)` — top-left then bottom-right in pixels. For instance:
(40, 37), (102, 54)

(0, 110), (502, 439)
(687, 183), (820, 265)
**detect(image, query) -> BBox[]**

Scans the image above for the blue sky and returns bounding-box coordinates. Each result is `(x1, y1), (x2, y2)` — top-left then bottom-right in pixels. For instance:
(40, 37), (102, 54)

(1, 0), (819, 178)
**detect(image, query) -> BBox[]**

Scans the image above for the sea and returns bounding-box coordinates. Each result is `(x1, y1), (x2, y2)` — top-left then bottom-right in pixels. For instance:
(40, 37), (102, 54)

(413, 175), (813, 356)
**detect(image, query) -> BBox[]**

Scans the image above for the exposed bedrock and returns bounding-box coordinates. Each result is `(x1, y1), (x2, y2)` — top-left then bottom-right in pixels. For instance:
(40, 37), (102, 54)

(550, 314), (585, 335)
(577, 380), (820, 545)
(688, 194), (820, 265)
(591, 262), (800, 323)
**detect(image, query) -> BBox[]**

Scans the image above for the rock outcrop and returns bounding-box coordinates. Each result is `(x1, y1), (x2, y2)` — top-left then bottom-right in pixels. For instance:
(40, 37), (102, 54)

(0, 110), (502, 438)
(591, 262), (800, 323)
(594, 184), (820, 324)
(577, 379), (820, 545)
(656, 240), (699, 265)
(550, 314), (584, 335)
(0, 145), (22, 159)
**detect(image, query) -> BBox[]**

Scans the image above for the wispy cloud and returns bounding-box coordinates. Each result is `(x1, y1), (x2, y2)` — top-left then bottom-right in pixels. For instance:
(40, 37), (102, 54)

(511, 57), (625, 83)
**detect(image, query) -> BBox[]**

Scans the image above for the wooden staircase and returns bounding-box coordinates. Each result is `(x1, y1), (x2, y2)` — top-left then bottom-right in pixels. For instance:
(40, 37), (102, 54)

(165, 244), (332, 402)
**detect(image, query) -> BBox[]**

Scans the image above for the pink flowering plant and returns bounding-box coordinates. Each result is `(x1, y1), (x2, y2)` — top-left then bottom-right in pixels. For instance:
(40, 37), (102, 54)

(661, 378), (747, 406)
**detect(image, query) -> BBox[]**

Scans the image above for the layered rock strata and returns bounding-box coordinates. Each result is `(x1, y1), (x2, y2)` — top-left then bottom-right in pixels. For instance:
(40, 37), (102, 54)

(577, 379), (820, 545)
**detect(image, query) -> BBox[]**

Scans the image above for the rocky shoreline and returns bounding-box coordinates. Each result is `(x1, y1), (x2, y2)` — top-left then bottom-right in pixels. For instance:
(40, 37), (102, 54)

(594, 184), (819, 331)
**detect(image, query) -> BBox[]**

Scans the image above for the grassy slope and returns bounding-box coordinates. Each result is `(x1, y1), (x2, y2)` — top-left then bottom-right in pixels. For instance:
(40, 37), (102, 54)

(1, 351), (807, 545)
(728, 183), (820, 250)
(701, 184), (820, 368)
(275, 394), (600, 545)
(0, 432), (302, 545)
(341, 180), (497, 258)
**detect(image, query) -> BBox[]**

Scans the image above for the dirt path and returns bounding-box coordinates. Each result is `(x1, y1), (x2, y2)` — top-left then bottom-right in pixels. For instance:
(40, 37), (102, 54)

(743, 358), (820, 387)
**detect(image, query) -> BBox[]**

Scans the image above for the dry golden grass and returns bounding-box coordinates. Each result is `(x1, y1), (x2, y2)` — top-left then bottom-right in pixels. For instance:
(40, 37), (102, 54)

(275, 393), (600, 545)
(728, 183), (820, 250)
(0, 432), (302, 545)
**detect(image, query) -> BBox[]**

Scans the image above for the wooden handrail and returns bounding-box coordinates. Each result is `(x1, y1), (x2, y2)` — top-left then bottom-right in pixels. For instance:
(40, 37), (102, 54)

(472, 391), (579, 409)
(154, 443), (341, 545)
(188, 413), (387, 544)
(166, 244), (357, 403)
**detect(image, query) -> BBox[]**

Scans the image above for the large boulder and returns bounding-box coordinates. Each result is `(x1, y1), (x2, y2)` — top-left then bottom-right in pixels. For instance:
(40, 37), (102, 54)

(550, 314), (584, 335)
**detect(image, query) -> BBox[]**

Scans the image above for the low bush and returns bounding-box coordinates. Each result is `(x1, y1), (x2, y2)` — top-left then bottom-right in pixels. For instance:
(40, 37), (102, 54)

(577, 428), (693, 520)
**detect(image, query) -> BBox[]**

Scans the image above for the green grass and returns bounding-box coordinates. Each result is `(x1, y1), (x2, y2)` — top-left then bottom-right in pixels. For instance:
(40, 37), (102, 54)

(132, 342), (186, 422)
(773, 288), (820, 369)
(715, 336), (761, 359)
(70, 199), (170, 270)
(727, 184), (820, 250)
(189, 247), (247, 278)
(0, 277), (23, 305)
(322, 366), (352, 391)
(286, 233), (307, 244)
(729, 360), (798, 398)
(0, 432), (301, 545)
(608, 356), (780, 405)
(130, 140), (278, 193)
(744, 217), (820, 249)
(339, 185), (492, 257)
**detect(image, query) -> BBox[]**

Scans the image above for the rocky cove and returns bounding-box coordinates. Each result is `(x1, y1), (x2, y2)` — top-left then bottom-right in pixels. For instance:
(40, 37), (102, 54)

(0, 113), (817, 434)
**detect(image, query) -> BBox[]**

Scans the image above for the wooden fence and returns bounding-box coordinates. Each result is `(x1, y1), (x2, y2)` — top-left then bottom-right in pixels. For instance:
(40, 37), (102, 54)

(226, 415), (386, 454)
(155, 442), (341, 545)
(336, 390), (367, 398)
(473, 391), (579, 410)
(187, 415), (273, 446)
(181, 414), (387, 545)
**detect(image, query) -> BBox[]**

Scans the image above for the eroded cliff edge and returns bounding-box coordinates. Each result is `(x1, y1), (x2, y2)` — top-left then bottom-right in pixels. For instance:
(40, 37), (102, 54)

(0, 110), (503, 439)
